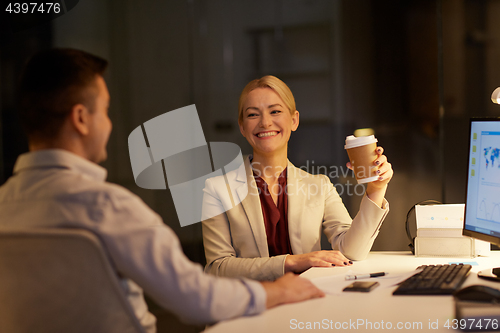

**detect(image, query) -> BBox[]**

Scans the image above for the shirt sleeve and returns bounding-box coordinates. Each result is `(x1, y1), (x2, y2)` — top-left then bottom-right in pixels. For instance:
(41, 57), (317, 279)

(93, 187), (267, 324)
(321, 175), (389, 260)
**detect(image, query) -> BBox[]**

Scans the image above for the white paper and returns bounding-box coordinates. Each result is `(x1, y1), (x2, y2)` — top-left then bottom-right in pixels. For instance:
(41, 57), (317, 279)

(415, 204), (465, 229)
(310, 269), (423, 295)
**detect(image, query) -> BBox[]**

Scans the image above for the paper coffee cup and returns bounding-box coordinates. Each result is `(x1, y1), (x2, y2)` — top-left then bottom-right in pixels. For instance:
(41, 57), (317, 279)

(344, 135), (379, 184)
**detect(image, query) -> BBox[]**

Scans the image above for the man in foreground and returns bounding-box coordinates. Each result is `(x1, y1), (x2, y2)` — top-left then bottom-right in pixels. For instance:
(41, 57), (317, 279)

(0, 48), (324, 332)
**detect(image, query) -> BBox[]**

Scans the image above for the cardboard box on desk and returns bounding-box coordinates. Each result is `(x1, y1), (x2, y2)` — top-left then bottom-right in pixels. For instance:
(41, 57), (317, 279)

(414, 204), (490, 258)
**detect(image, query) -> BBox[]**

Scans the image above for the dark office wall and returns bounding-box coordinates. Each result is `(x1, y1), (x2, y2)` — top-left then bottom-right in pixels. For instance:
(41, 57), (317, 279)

(0, 22), (51, 183)
(443, 0), (500, 204)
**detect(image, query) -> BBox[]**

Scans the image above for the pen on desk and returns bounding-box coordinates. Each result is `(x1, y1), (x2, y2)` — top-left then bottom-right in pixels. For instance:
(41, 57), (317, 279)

(345, 272), (388, 280)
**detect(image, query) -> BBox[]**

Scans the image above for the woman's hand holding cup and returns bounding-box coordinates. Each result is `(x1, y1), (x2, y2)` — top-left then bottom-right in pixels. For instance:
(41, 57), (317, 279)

(345, 135), (393, 207)
(367, 146), (393, 189)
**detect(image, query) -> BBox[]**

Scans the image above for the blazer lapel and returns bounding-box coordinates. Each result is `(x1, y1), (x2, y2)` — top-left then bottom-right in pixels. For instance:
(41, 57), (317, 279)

(234, 157), (269, 257)
(287, 161), (306, 255)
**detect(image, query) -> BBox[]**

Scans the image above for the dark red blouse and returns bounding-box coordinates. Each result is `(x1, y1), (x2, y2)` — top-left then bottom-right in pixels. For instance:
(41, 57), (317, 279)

(253, 168), (293, 256)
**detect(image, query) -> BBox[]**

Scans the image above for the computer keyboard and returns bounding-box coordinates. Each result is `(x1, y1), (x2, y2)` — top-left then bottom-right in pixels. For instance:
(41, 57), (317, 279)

(393, 264), (472, 295)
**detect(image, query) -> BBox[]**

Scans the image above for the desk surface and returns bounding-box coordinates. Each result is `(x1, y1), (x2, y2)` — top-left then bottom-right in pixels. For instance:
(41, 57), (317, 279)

(206, 251), (500, 333)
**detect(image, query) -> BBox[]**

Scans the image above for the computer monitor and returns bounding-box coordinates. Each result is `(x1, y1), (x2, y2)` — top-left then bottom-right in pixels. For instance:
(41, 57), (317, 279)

(463, 117), (500, 281)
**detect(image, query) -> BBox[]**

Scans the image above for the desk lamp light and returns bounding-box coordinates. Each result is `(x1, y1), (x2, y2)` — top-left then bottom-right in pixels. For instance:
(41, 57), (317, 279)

(491, 87), (500, 104)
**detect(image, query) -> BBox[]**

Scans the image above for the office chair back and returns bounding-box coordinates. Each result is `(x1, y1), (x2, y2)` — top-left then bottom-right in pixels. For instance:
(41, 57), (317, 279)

(0, 228), (147, 333)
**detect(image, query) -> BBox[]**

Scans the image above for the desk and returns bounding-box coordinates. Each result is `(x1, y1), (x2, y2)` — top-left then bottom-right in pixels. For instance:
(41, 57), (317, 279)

(205, 251), (500, 333)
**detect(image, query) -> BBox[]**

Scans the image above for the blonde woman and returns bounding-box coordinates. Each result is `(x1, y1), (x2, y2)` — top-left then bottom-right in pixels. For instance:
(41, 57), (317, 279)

(201, 76), (393, 281)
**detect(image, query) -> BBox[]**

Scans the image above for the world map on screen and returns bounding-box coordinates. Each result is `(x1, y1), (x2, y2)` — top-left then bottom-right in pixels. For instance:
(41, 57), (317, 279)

(484, 147), (500, 169)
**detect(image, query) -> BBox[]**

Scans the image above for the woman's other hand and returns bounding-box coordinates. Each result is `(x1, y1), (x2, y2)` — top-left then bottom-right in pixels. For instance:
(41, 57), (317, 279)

(284, 250), (353, 274)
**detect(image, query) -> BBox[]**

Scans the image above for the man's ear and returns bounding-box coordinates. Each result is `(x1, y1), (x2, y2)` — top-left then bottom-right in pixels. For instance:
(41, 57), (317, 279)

(69, 104), (91, 136)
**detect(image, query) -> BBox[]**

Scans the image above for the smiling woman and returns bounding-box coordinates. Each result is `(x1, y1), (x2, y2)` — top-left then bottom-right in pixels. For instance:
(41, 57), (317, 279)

(201, 75), (394, 281)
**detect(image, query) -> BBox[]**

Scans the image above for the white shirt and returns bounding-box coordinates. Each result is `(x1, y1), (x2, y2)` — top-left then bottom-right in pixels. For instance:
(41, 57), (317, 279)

(0, 149), (266, 332)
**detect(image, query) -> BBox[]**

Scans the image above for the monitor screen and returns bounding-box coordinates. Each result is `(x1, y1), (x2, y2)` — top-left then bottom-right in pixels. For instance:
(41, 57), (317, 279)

(463, 118), (500, 246)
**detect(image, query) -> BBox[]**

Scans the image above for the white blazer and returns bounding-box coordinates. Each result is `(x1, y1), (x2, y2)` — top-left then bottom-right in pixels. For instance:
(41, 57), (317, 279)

(201, 157), (389, 281)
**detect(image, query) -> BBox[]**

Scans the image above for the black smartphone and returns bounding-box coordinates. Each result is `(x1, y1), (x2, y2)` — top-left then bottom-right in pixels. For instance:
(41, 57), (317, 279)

(343, 281), (380, 292)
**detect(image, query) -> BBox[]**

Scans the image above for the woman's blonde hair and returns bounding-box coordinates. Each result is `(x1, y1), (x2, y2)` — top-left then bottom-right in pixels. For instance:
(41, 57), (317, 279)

(238, 75), (296, 124)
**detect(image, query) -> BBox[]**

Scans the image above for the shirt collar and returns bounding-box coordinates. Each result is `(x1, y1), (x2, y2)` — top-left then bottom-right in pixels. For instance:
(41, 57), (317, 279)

(13, 149), (107, 181)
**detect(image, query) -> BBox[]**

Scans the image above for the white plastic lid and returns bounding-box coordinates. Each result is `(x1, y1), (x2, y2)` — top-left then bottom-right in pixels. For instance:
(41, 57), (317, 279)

(344, 135), (378, 149)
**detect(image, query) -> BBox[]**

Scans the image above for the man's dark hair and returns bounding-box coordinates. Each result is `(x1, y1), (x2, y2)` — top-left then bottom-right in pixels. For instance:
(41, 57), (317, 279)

(17, 48), (108, 142)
